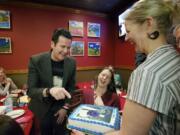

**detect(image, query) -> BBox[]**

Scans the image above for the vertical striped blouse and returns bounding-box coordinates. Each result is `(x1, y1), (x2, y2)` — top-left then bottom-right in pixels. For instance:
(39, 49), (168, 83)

(127, 45), (180, 135)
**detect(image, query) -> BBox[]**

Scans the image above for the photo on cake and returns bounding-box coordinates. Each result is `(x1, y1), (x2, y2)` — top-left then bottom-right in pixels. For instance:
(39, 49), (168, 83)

(67, 104), (121, 135)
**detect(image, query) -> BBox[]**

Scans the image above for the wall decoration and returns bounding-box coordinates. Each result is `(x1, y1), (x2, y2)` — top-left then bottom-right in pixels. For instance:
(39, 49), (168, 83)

(88, 42), (101, 56)
(0, 10), (10, 29)
(87, 22), (100, 37)
(70, 41), (84, 56)
(0, 37), (12, 53)
(69, 20), (84, 37)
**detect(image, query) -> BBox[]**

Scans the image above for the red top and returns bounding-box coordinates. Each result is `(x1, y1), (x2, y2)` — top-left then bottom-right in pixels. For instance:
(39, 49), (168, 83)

(82, 88), (120, 110)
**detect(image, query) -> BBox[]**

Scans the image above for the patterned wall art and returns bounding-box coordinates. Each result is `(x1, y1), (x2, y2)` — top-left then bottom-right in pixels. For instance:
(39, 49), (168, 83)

(70, 41), (84, 56)
(87, 22), (100, 37)
(88, 42), (101, 56)
(0, 37), (12, 53)
(0, 10), (11, 29)
(69, 20), (84, 37)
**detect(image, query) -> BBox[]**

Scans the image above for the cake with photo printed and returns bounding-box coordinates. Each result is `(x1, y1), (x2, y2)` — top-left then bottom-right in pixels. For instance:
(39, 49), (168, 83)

(67, 104), (121, 135)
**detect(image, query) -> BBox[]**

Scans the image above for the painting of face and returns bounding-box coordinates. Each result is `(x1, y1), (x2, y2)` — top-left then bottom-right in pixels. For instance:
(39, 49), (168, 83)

(51, 36), (71, 61)
(125, 20), (147, 53)
(97, 69), (112, 88)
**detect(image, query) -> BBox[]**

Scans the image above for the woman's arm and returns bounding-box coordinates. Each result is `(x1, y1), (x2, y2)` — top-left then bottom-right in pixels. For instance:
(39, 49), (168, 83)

(71, 98), (157, 135)
(119, 100), (157, 135)
(0, 82), (10, 96)
(7, 78), (18, 90)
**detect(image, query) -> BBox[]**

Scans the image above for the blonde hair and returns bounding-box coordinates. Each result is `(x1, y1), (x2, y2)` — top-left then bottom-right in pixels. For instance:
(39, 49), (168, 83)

(173, 24), (180, 36)
(125, 0), (180, 36)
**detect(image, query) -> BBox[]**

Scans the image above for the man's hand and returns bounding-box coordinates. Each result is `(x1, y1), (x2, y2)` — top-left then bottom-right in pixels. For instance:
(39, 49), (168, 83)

(49, 87), (71, 100)
(54, 108), (67, 124)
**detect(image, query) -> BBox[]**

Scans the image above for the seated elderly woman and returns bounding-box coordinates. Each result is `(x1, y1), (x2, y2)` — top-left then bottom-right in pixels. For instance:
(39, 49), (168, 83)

(82, 66), (120, 110)
(0, 67), (24, 97)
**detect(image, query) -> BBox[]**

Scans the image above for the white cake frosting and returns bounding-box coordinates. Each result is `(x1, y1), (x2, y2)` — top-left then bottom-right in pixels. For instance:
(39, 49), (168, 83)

(67, 104), (121, 135)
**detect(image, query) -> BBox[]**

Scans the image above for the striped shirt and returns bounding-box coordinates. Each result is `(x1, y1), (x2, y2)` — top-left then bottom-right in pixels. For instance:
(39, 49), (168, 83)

(127, 45), (180, 135)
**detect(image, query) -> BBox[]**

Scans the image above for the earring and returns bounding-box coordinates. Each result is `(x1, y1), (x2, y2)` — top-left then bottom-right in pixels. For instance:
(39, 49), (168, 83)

(147, 31), (159, 40)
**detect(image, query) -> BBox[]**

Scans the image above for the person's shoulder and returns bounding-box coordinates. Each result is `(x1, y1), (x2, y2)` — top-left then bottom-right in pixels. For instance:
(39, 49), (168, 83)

(29, 51), (50, 64)
(31, 51), (49, 58)
(6, 77), (12, 82)
(109, 92), (119, 98)
(65, 56), (76, 64)
(30, 51), (51, 61)
(66, 56), (75, 61)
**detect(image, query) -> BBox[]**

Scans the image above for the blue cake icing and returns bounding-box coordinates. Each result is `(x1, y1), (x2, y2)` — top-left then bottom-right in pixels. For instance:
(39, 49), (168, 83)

(68, 104), (121, 134)
(68, 125), (102, 135)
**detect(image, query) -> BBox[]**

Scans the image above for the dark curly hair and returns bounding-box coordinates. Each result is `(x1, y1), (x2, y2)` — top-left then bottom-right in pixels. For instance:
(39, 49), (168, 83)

(94, 66), (116, 93)
(51, 28), (72, 44)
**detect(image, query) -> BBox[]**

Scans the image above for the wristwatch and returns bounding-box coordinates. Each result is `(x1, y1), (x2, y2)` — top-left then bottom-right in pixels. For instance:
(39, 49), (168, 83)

(43, 88), (50, 97)
(46, 88), (51, 96)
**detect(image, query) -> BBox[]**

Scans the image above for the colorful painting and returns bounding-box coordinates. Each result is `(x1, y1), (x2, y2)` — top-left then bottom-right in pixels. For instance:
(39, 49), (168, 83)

(0, 10), (10, 29)
(87, 22), (100, 37)
(76, 106), (113, 123)
(69, 20), (84, 37)
(88, 42), (101, 56)
(0, 37), (12, 53)
(70, 41), (84, 56)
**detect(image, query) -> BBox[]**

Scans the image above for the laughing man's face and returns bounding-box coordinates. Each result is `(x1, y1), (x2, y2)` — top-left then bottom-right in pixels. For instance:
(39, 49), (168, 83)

(51, 36), (71, 61)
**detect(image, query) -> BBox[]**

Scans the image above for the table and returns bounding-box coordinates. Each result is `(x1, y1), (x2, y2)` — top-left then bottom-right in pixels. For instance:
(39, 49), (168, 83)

(15, 106), (34, 135)
(0, 96), (34, 135)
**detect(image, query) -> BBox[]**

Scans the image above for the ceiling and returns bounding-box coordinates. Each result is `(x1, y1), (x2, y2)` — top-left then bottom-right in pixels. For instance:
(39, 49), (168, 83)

(1, 0), (137, 18)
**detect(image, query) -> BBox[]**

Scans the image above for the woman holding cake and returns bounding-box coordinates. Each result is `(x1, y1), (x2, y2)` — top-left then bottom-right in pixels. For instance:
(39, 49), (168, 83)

(110, 0), (179, 134)
(82, 66), (120, 110)
(72, 0), (180, 135)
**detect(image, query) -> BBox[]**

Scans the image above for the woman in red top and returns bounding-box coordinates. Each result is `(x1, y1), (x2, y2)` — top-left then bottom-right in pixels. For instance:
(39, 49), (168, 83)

(82, 66), (120, 110)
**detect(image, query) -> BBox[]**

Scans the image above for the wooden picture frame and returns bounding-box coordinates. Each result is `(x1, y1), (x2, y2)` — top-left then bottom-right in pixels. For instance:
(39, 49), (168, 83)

(69, 20), (84, 37)
(88, 42), (101, 56)
(70, 41), (84, 56)
(0, 10), (11, 29)
(87, 22), (100, 37)
(0, 37), (12, 53)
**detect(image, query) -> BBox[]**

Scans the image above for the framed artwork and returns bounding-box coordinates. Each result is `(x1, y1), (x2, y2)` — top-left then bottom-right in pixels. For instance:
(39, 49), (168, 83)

(0, 10), (11, 29)
(70, 41), (84, 56)
(87, 22), (100, 37)
(69, 20), (84, 37)
(0, 37), (12, 53)
(88, 42), (101, 56)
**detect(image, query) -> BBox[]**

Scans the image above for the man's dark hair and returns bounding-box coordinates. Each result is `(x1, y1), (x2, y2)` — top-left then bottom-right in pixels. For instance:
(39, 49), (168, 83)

(51, 28), (72, 44)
